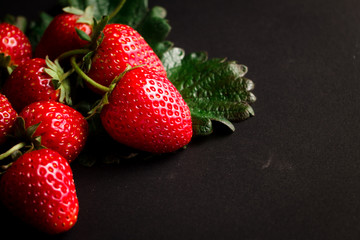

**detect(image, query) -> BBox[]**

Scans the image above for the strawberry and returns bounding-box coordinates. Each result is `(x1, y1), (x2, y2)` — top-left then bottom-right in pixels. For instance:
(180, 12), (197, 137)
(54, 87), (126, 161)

(19, 101), (88, 162)
(35, 7), (93, 60)
(87, 24), (167, 94)
(0, 148), (79, 234)
(100, 67), (192, 153)
(0, 22), (32, 68)
(1, 57), (71, 112)
(0, 93), (17, 144)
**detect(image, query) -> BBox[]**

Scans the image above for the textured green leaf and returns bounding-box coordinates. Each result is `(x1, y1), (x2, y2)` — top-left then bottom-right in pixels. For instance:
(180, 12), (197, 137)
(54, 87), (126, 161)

(23, 0), (255, 140)
(191, 114), (213, 136)
(62, 0), (171, 57)
(162, 48), (256, 135)
(136, 6), (172, 57)
(61, 0), (147, 26)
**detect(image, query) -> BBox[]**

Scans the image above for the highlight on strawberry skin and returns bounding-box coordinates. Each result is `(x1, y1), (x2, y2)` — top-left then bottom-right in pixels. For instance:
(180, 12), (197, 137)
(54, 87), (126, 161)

(0, 93), (17, 145)
(0, 22), (32, 68)
(100, 67), (193, 154)
(0, 149), (79, 235)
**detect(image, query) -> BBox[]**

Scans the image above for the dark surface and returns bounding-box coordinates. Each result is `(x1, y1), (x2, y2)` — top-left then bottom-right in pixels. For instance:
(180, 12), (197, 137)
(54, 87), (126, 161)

(1, 0), (360, 239)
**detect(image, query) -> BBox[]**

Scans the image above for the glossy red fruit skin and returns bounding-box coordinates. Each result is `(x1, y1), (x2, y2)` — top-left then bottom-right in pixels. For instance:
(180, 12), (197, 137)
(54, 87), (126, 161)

(19, 101), (88, 162)
(87, 24), (167, 94)
(0, 23), (32, 66)
(100, 67), (192, 153)
(0, 149), (79, 234)
(2, 58), (60, 112)
(35, 13), (92, 60)
(0, 93), (17, 144)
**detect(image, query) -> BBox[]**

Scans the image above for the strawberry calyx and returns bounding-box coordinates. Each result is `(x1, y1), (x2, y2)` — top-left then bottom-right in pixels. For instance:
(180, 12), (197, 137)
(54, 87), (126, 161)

(69, 54), (143, 118)
(57, 0), (127, 63)
(44, 56), (73, 105)
(63, 6), (94, 26)
(0, 53), (16, 75)
(0, 117), (46, 172)
(56, 15), (109, 72)
(65, 6), (95, 43)
(9, 117), (45, 151)
(86, 64), (144, 118)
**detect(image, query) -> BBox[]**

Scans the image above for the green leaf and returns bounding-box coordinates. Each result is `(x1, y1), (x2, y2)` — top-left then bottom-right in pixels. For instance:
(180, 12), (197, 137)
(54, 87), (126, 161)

(0, 53), (14, 81)
(191, 114), (213, 136)
(63, 6), (85, 15)
(61, 0), (146, 25)
(52, 79), (60, 89)
(88, 16), (109, 51)
(0, 53), (11, 68)
(162, 48), (256, 135)
(44, 57), (64, 81)
(26, 122), (41, 139)
(75, 27), (92, 42)
(82, 51), (94, 72)
(62, 0), (172, 57)
(77, 5), (95, 25)
(12, 117), (27, 140)
(161, 48), (185, 70)
(136, 6), (172, 57)
(44, 57), (73, 105)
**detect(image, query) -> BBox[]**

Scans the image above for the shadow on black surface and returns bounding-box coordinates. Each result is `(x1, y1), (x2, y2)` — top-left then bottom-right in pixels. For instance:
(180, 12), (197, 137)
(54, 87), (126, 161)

(76, 113), (239, 169)
(0, 202), (70, 239)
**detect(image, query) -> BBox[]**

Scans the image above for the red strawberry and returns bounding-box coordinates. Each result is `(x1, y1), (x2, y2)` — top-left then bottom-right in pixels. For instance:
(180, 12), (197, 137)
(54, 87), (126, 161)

(100, 67), (192, 153)
(87, 24), (167, 94)
(1, 57), (71, 112)
(35, 7), (93, 60)
(0, 148), (79, 234)
(0, 93), (17, 144)
(19, 101), (88, 162)
(0, 22), (32, 67)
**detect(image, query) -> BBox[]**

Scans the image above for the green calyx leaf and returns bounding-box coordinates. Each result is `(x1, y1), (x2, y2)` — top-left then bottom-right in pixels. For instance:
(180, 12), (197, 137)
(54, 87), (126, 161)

(162, 48), (256, 136)
(10, 117), (46, 152)
(44, 56), (73, 105)
(88, 15), (109, 51)
(86, 64), (141, 119)
(75, 27), (92, 42)
(65, 6), (95, 41)
(0, 53), (16, 84)
(63, 6), (85, 15)
(82, 50), (95, 72)
(0, 53), (11, 68)
(64, 5), (96, 26)
(60, 0), (172, 58)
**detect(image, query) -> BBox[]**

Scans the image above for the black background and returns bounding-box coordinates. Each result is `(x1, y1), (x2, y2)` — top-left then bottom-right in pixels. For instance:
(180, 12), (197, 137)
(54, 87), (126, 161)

(1, 0), (360, 239)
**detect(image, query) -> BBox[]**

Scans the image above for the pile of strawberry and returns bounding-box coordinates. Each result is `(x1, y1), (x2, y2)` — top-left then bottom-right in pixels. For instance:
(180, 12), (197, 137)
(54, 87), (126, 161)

(0, 2), (193, 234)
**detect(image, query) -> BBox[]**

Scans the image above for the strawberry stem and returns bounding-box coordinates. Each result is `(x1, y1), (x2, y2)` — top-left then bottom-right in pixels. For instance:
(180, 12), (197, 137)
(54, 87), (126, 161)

(0, 142), (26, 160)
(70, 56), (110, 93)
(108, 0), (127, 21)
(56, 49), (90, 62)
(0, 162), (13, 174)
